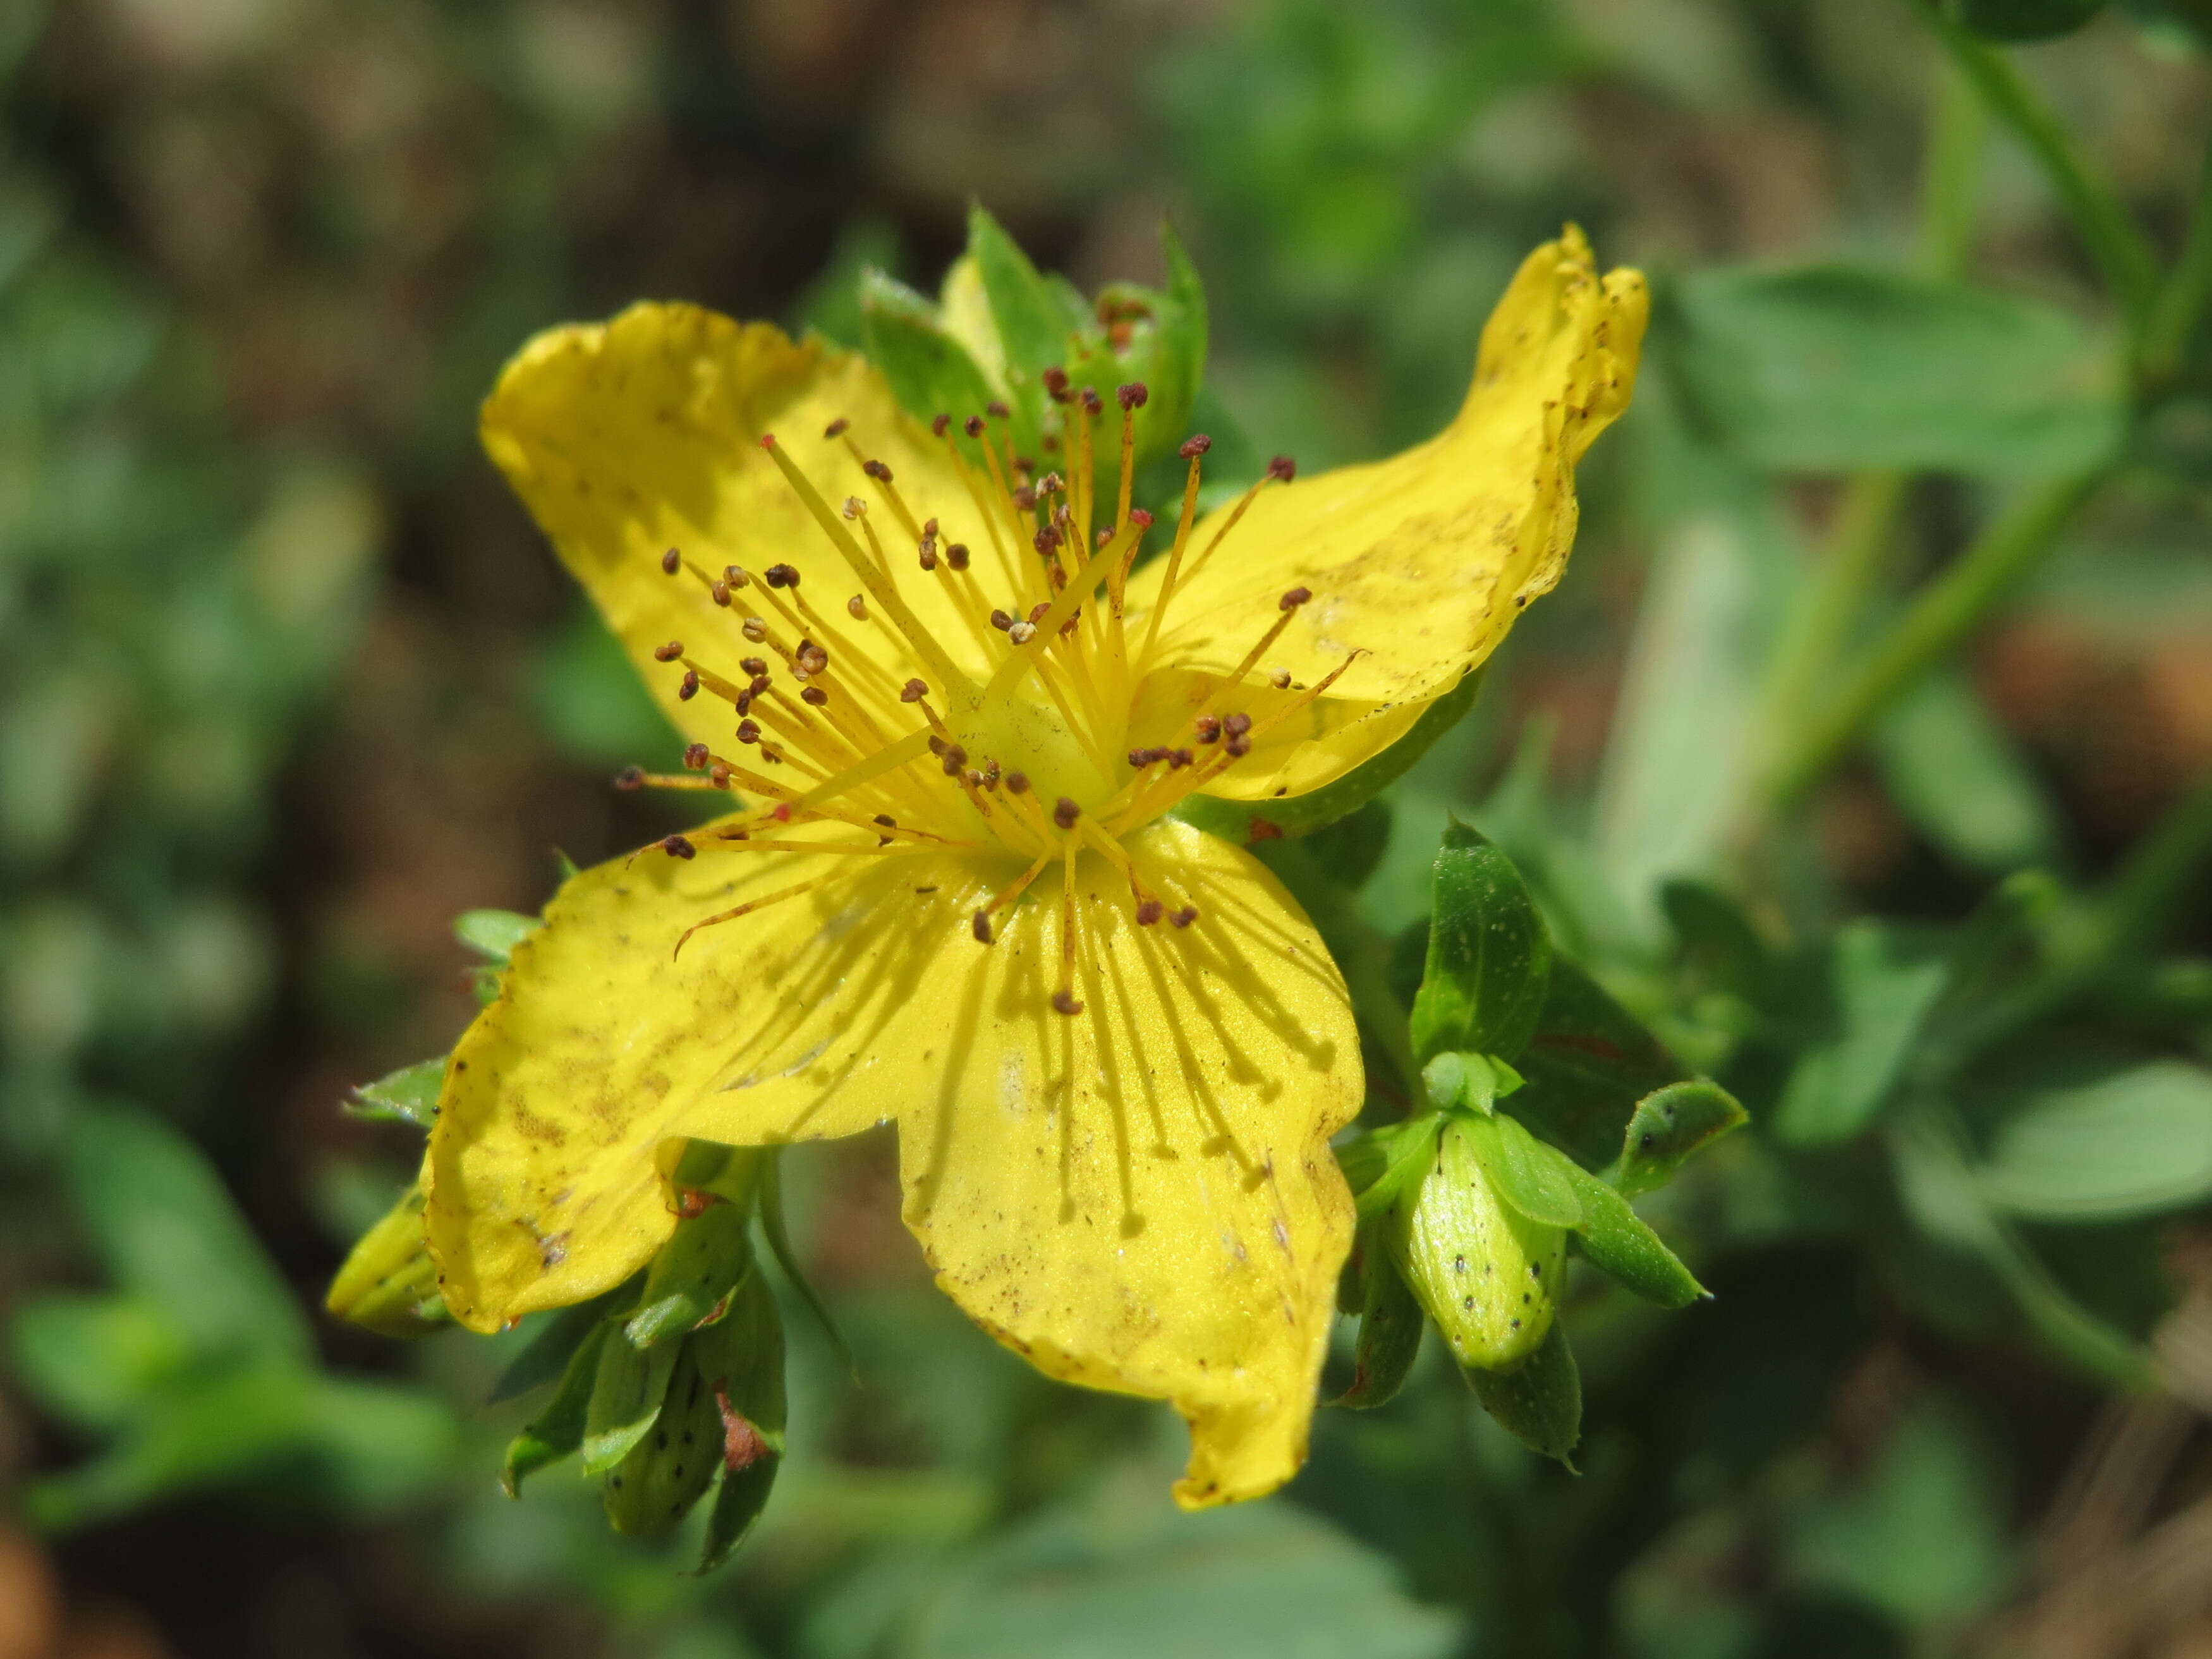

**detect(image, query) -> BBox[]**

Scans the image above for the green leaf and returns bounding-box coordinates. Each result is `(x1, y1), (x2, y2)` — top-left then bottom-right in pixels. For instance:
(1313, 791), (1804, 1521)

(1512, 959), (1689, 1170)
(625, 1198), (757, 1347)
(1666, 265), (2124, 476)
(1872, 668), (2063, 873)
(453, 908), (540, 964)
(859, 269), (999, 447)
(1462, 1112), (1581, 1229)
(1466, 1320), (1581, 1468)
(1662, 879), (1773, 1000)
(8, 1295), (188, 1429)
(503, 1319), (611, 1495)
(1174, 667), (1483, 844)
(692, 1267), (787, 1572)
(603, 1338), (723, 1538)
(344, 1057), (444, 1130)
(1975, 1061), (2212, 1221)
(1775, 923), (1953, 1146)
(65, 1106), (310, 1364)
(967, 203), (1082, 405)
(1615, 1081), (1749, 1198)
(1952, 0), (2108, 39)
(1410, 822), (1552, 1064)
(1333, 1230), (1424, 1411)
(1560, 1165), (1706, 1308)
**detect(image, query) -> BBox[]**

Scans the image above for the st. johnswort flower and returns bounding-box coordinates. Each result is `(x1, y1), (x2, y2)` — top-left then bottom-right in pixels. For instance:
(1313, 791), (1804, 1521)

(426, 228), (1646, 1508)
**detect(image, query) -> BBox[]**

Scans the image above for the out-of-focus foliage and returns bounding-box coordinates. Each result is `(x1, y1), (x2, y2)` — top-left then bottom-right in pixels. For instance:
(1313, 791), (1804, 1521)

(8, 1), (2212, 1657)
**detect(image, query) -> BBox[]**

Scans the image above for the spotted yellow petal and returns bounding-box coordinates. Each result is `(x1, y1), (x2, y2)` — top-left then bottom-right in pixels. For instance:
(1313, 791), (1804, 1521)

(1124, 228), (1646, 801)
(479, 306), (1011, 746)
(426, 818), (1359, 1506)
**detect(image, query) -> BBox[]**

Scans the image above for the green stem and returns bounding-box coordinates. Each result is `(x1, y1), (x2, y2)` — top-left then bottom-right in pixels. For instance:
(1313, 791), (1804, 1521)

(1763, 470), (2104, 809)
(2075, 761), (2212, 975)
(1917, 59), (1988, 282)
(2139, 133), (2212, 395)
(1906, 0), (2161, 325)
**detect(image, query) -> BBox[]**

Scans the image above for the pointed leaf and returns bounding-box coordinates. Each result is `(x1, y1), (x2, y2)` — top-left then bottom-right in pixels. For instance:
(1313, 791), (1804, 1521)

(1466, 1320), (1581, 1468)
(1561, 1164), (1705, 1308)
(344, 1057), (445, 1130)
(1411, 822), (1552, 1064)
(453, 908), (540, 964)
(502, 1320), (611, 1495)
(859, 269), (999, 449)
(1465, 1112), (1582, 1229)
(1775, 922), (1951, 1146)
(581, 1317), (683, 1474)
(1334, 1230), (1424, 1411)
(1615, 1081), (1749, 1198)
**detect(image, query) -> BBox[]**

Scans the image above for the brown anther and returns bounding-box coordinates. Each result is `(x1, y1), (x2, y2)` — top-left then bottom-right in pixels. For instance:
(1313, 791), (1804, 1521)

(901, 678), (927, 703)
(1079, 387), (1103, 414)
(614, 765), (645, 791)
(1136, 899), (1164, 926)
(1006, 770), (1030, 794)
(1194, 714), (1222, 744)
(683, 743), (709, 769)
(741, 617), (768, 642)
(1268, 668), (1292, 690)
(1128, 507), (1153, 530)
(1097, 528), (1113, 549)
(1267, 455), (1297, 482)
(747, 674), (772, 698)
(847, 593), (869, 620)
(764, 563), (800, 589)
(1223, 713), (1253, 738)
(736, 719), (761, 744)
(989, 609), (1014, 631)
(1169, 748), (1193, 769)
(932, 414), (951, 437)
(1042, 365), (1069, 400)
(1280, 585), (1313, 610)
(1007, 621), (1037, 645)
(1127, 746), (1150, 768)
(723, 565), (751, 588)
(940, 744), (968, 777)
(823, 416), (849, 439)
(927, 735), (949, 757)
(770, 803), (793, 822)
(947, 543), (970, 571)
(660, 547), (681, 575)
(972, 910), (994, 944)
(918, 540), (938, 571)
(798, 644), (828, 674)
(873, 814), (896, 827)
(982, 759), (1001, 786)
(863, 458), (892, 482)
(662, 834), (696, 860)
(711, 580), (731, 607)
(1170, 906), (1199, 928)
(1117, 382), (1148, 411)
(709, 763), (731, 788)
(1051, 990), (1085, 1016)
(965, 768), (985, 787)
(679, 670), (701, 700)
(1011, 484), (1037, 512)
(733, 691), (753, 716)
(1053, 797), (1080, 830)
(1038, 471), (1064, 497)
(802, 685), (828, 707)
(1033, 526), (1060, 556)
(964, 415), (986, 438)
(1179, 434), (1213, 459)
(1225, 736), (1251, 758)
(842, 495), (866, 519)
(986, 400), (1011, 419)
(1024, 601), (1048, 624)
(653, 640), (684, 661)
(921, 518), (938, 537)
(739, 656), (767, 676)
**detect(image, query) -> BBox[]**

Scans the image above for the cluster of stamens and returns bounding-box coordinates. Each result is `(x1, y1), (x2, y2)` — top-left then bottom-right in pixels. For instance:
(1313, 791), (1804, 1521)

(615, 367), (1354, 1014)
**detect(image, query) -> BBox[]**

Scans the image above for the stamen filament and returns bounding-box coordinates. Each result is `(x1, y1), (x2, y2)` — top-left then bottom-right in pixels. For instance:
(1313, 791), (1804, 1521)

(674, 873), (841, 956)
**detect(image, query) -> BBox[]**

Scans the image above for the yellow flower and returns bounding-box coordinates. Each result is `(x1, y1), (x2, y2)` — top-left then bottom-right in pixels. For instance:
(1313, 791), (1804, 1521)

(427, 229), (1645, 1509)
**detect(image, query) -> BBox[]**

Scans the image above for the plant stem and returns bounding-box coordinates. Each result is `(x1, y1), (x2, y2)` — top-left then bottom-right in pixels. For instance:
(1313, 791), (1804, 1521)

(1763, 470), (2104, 810)
(2140, 132), (2212, 395)
(1905, 0), (2161, 325)
(1917, 59), (1988, 282)
(2079, 761), (2212, 974)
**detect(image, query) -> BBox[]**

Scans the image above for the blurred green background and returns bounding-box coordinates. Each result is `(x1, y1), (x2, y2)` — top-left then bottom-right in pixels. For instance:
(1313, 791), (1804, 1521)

(6, 1), (2212, 1655)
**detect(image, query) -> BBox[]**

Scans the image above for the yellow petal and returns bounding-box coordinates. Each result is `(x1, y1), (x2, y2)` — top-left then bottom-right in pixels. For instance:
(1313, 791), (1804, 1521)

(1124, 229), (1646, 800)
(427, 817), (1359, 1506)
(478, 306), (1002, 747)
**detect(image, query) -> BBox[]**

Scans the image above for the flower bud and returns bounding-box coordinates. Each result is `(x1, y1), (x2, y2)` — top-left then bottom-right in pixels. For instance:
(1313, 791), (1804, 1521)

(325, 1181), (448, 1337)
(1383, 1115), (1564, 1371)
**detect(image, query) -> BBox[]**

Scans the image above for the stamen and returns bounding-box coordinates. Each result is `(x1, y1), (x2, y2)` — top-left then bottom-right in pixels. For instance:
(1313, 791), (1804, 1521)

(1114, 382), (1146, 531)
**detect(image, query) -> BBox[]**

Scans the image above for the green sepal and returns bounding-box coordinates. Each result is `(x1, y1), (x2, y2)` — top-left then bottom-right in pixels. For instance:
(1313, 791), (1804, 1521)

(1511, 959), (1689, 1170)
(859, 268), (998, 458)
(502, 1319), (611, 1496)
(625, 1199), (757, 1348)
(1332, 1227), (1424, 1411)
(487, 1282), (633, 1405)
(453, 908), (540, 964)
(966, 204), (1083, 414)
(344, 1057), (444, 1131)
(669, 1139), (766, 1206)
(1351, 1113), (1445, 1223)
(602, 1338), (724, 1538)
(580, 1315), (683, 1474)
(691, 1267), (787, 1574)
(1411, 821), (1552, 1066)
(1560, 1164), (1706, 1308)
(1612, 1080), (1749, 1199)
(324, 1180), (446, 1337)
(1462, 1112), (1582, 1230)
(1172, 668), (1484, 845)
(1466, 1318), (1581, 1468)
(1332, 1132), (1389, 1201)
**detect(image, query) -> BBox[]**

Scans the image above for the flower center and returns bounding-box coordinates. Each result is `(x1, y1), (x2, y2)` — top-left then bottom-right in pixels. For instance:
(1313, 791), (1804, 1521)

(615, 374), (1354, 1012)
